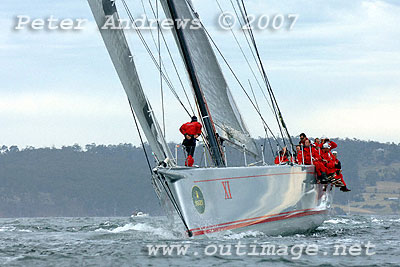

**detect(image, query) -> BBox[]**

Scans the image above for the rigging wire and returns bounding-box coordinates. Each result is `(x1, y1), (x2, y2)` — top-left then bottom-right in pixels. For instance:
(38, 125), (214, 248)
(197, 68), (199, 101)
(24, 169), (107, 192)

(126, 71), (192, 237)
(155, 0), (165, 137)
(229, 1), (263, 77)
(158, 174), (193, 237)
(249, 80), (274, 156)
(215, 0), (275, 156)
(231, 1), (286, 154)
(142, 0), (196, 116)
(183, 0), (282, 149)
(229, 0), (279, 119)
(235, 0), (287, 149)
(121, 0), (192, 116)
(129, 76), (194, 239)
(215, 0), (275, 116)
(237, 0), (296, 153)
(127, 99), (153, 174)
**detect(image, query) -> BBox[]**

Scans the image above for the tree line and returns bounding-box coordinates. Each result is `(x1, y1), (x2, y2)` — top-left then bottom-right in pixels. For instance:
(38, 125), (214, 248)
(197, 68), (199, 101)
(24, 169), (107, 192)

(0, 138), (399, 217)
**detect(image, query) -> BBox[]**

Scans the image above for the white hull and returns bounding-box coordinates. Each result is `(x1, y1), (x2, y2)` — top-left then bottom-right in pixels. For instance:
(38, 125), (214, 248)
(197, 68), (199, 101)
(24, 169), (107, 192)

(155, 164), (332, 237)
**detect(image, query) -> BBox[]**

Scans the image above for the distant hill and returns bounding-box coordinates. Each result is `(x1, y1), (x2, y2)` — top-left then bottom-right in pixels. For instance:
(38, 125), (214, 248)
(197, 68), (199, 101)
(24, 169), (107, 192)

(0, 138), (399, 217)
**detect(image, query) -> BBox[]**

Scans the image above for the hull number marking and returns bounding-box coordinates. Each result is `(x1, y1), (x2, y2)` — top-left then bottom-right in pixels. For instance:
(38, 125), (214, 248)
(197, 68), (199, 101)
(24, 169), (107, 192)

(222, 181), (232, 199)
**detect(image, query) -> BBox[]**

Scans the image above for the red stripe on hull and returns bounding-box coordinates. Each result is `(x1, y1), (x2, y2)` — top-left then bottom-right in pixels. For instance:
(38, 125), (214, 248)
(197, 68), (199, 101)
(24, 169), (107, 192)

(190, 208), (315, 232)
(190, 209), (327, 236)
(194, 172), (315, 183)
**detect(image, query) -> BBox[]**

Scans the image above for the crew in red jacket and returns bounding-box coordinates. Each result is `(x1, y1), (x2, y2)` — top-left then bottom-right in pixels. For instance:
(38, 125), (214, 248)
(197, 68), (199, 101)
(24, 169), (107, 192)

(180, 116), (202, 167)
(299, 133), (308, 146)
(302, 140), (320, 164)
(275, 147), (289, 164)
(313, 138), (322, 157)
(302, 139), (328, 183)
(320, 143), (337, 177)
(321, 137), (337, 151)
(296, 145), (302, 164)
(314, 138), (322, 148)
(332, 151), (351, 192)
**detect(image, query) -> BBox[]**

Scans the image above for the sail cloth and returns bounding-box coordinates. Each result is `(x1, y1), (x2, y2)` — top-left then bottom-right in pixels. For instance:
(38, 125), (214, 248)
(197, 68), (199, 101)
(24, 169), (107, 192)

(160, 0), (259, 157)
(88, 0), (174, 164)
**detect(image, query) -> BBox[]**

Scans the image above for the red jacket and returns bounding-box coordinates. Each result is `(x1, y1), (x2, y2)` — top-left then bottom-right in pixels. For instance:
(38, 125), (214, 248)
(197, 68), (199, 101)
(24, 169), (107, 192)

(180, 122), (202, 136)
(275, 155), (289, 164)
(334, 158), (342, 173)
(322, 141), (337, 150)
(314, 142), (322, 148)
(320, 150), (336, 174)
(297, 150), (303, 164)
(301, 146), (320, 165)
(329, 141), (337, 150)
(299, 138), (309, 146)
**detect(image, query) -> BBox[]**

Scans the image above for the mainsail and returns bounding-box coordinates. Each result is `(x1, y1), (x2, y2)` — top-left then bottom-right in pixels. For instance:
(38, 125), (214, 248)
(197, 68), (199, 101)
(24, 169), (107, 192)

(161, 0), (259, 157)
(88, 0), (174, 165)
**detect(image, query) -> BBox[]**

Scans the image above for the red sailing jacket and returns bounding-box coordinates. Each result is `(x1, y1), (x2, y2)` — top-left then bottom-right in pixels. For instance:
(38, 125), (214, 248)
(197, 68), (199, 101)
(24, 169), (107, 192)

(314, 142), (322, 148)
(329, 141), (337, 150)
(297, 150), (303, 164)
(298, 147), (326, 175)
(275, 155), (289, 164)
(299, 138), (309, 146)
(320, 150), (336, 174)
(302, 146), (321, 165)
(180, 122), (202, 136)
(322, 141), (337, 150)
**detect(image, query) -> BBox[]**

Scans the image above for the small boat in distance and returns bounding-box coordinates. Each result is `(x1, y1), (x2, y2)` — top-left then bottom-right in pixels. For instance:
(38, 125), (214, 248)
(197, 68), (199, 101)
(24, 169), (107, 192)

(88, 0), (333, 237)
(131, 211), (149, 218)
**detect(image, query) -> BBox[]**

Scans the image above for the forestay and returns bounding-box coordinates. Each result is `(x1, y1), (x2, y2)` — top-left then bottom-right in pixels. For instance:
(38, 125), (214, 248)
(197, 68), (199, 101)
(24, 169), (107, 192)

(88, 0), (174, 165)
(160, 0), (259, 157)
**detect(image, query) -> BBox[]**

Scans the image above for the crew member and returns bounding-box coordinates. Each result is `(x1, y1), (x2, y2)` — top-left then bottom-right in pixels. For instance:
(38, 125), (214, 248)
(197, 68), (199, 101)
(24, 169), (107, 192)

(332, 151), (351, 192)
(180, 116), (202, 167)
(295, 145), (302, 164)
(321, 137), (337, 151)
(303, 139), (328, 183)
(275, 147), (289, 164)
(314, 138), (322, 148)
(320, 143), (337, 179)
(313, 138), (322, 156)
(299, 133), (308, 146)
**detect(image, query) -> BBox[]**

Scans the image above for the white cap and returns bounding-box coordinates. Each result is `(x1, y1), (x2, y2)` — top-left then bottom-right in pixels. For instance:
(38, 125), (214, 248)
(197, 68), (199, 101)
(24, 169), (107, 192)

(322, 143), (331, 149)
(332, 151), (338, 154)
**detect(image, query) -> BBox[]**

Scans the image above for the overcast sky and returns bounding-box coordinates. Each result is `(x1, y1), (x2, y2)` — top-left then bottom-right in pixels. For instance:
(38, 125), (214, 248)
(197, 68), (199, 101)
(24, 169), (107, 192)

(1, 0), (400, 148)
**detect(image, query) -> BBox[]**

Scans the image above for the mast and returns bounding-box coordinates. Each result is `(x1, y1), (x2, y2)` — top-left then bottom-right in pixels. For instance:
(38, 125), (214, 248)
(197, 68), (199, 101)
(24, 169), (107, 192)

(164, 0), (225, 167)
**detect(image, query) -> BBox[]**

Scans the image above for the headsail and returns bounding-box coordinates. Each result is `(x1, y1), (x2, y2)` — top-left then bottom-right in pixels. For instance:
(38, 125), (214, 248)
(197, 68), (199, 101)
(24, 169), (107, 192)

(88, 0), (174, 165)
(161, 0), (259, 157)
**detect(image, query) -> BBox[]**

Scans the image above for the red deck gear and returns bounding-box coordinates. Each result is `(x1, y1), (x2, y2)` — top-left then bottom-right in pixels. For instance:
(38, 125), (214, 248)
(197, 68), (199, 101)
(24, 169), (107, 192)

(179, 122), (202, 136)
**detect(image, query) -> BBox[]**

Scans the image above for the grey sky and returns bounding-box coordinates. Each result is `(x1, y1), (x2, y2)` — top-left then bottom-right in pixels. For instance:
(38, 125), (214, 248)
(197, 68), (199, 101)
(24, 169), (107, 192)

(1, 0), (399, 148)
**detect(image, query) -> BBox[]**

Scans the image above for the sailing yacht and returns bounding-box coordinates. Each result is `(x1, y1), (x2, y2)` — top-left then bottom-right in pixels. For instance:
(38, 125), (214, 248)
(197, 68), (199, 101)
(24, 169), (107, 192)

(88, 0), (332, 237)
